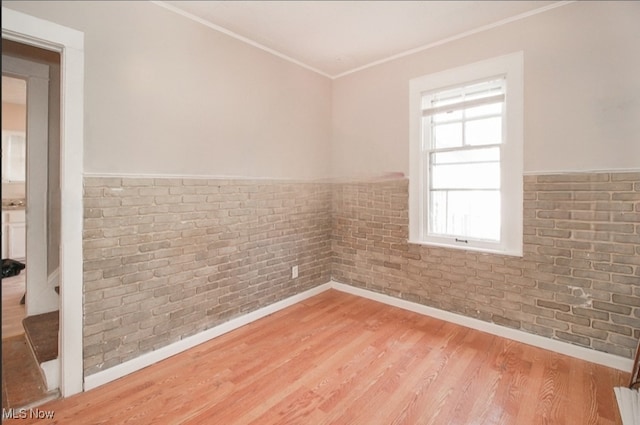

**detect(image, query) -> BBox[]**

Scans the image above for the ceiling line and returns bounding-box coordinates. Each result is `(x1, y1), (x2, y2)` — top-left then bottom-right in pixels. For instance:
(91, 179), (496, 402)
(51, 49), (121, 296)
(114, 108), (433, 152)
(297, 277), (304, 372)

(333, 0), (575, 79)
(150, 0), (333, 79)
(151, 0), (574, 80)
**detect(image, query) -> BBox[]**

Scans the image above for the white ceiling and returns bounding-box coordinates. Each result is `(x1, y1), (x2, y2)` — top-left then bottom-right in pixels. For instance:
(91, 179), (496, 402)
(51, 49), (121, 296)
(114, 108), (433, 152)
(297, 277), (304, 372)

(159, 1), (565, 78)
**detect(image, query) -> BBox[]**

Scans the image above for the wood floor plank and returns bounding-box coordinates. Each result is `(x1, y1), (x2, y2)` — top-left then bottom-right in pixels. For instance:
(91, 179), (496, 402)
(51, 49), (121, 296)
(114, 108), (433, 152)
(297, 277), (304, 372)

(593, 362), (627, 425)
(3, 290), (628, 425)
(182, 301), (362, 423)
(2, 273), (26, 339)
(567, 354), (587, 425)
(513, 347), (548, 425)
(478, 340), (532, 425)
(533, 354), (571, 425)
(391, 328), (479, 425)
(432, 333), (503, 425)
(318, 320), (440, 417)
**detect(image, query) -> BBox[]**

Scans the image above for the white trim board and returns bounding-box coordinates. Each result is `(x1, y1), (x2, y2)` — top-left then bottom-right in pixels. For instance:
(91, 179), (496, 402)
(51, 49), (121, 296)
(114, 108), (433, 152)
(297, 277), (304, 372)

(329, 281), (633, 372)
(83, 169), (640, 184)
(84, 283), (332, 391)
(83, 171), (330, 183)
(523, 168), (640, 176)
(41, 358), (60, 392)
(614, 387), (639, 425)
(86, 279), (631, 391)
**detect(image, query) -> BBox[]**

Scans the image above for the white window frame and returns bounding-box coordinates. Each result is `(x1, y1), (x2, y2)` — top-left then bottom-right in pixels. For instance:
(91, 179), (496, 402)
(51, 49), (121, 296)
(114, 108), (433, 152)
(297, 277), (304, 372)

(409, 52), (523, 256)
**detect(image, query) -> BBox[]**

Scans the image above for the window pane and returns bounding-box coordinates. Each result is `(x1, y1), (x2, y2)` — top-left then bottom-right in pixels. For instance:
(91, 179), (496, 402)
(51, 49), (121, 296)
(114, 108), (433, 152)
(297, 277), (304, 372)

(465, 117), (502, 146)
(1, 132), (26, 182)
(429, 190), (500, 241)
(432, 123), (462, 149)
(431, 161), (500, 190)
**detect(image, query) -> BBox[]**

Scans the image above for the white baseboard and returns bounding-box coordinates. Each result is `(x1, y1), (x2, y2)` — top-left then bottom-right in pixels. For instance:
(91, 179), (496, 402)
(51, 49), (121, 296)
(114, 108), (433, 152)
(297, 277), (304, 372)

(329, 280), (633, 372)
(614, 387), (639, 425)
(41, 358), (60, 392)
(84, 279), (632, 392)
(84, 282), (332, 391)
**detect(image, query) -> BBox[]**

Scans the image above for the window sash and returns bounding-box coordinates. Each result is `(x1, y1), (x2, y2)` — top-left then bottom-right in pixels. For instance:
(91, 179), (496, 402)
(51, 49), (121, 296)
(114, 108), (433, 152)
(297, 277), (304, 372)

(424, 84), (505, 151)
(423, 79), (505, 243)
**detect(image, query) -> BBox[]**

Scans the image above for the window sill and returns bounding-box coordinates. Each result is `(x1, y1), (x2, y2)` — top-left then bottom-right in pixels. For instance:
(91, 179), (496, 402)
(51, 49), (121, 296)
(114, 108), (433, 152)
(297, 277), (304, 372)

(407, 239), (523, 258)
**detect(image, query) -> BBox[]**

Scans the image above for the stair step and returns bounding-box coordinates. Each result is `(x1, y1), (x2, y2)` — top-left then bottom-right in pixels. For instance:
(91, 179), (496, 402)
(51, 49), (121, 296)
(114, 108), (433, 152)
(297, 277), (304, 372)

(22, 311), (59, 364)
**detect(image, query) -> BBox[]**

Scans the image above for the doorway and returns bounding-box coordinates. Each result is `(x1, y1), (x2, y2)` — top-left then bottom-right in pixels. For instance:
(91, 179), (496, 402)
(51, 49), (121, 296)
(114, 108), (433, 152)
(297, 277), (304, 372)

(2, 6), (85, 397)
(2, 40), (61, 409)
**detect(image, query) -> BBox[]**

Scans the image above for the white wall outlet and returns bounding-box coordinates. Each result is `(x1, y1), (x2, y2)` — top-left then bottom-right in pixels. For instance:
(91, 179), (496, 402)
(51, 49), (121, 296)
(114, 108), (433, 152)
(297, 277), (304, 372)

(291, 265), (298, 279)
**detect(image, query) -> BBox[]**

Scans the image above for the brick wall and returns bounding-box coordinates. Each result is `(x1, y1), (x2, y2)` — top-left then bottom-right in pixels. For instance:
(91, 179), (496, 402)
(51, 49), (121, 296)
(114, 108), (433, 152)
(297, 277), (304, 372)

(332, 172), (640, 358)
(83, 177), (332, 375)
(83, 171), (639, 376)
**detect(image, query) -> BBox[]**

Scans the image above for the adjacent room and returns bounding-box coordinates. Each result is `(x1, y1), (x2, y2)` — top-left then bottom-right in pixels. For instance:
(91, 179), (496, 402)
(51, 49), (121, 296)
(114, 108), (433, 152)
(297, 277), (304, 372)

(1, 1), (639, 424)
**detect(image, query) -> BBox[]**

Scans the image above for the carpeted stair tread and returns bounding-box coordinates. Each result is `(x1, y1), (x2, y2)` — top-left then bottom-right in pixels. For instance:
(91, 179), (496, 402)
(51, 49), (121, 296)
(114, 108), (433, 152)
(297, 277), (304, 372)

(22, 311), (59, 364)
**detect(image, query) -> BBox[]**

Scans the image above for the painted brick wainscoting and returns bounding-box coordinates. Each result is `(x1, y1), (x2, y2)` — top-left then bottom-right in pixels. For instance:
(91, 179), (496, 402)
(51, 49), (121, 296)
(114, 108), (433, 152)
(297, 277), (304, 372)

(83, 172), (639, 377)
(83, 177), (332, 376)
(332, 172), (640, 358)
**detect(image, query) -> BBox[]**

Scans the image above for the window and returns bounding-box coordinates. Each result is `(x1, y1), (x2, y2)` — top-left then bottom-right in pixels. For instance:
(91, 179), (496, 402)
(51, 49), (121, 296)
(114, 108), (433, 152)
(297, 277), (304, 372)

(1, 131), (26, 182)
(409, 53), (523, 256)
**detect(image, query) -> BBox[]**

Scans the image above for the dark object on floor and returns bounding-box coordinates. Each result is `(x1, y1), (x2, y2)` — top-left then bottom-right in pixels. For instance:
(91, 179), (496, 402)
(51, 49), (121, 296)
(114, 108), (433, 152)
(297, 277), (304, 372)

(2, 258), (25, 278)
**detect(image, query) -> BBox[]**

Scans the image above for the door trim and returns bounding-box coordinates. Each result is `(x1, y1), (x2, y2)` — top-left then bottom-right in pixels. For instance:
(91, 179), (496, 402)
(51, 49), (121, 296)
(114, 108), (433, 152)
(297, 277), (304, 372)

(2, 7), (85, 397)
(3, 55), (53, 317)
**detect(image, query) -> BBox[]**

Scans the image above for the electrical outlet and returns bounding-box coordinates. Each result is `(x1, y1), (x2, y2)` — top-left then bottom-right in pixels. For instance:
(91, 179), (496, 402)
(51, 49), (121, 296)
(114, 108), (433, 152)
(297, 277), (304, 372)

(291, 265), (298, 279)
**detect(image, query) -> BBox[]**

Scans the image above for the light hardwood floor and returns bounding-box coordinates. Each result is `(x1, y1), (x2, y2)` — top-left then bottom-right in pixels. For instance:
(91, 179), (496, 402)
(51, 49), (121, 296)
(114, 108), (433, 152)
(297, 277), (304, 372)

(4, 290), (627, 424)
(2, 273), (26, 339)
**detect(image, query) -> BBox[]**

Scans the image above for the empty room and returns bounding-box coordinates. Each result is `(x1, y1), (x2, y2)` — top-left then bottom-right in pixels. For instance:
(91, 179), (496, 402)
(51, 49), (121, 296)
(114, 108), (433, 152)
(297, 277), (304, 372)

(2, 1), (639, 424)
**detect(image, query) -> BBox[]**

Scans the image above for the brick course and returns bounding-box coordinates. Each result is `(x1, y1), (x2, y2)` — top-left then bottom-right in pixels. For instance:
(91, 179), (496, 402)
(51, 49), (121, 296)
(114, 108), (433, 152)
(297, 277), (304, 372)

(332, 172), (640, 358)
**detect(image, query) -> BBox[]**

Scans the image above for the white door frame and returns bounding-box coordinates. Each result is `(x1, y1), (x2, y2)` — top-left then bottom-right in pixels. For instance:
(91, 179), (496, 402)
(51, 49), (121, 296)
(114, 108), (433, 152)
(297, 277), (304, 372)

(2, 7), (85, 397)
(2, 55), (54, 317)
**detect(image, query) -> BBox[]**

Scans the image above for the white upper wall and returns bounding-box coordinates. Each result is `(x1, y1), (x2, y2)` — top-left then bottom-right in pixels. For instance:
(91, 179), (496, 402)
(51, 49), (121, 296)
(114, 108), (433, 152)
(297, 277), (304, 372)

(331, 1), (640, 178)
(3, 1), (332, 180)
(5, 2), (639, 180)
